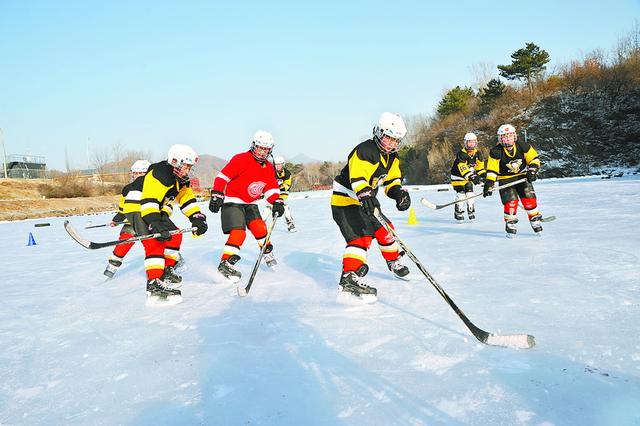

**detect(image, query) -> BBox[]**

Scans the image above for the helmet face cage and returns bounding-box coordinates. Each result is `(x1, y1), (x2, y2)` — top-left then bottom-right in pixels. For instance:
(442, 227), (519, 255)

(497, 125), (517, 147)
(250, 131), (274, 162)
(273, 156), (285, 171)
(373, 112), (406, 153)
(167, 145), (198, 181)
(463, 133), (478, 150)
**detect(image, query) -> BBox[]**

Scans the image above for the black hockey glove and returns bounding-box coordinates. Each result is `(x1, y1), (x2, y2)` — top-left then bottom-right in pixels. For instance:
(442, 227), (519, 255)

(483, 180), (494, 197)
(526, 167), (539, 183)
(189, 212), (208, 236)
(272, 199), (285, 218)
(149, 220), (176, 242)
(388, 187), (411, 211)
(357, 189), (380, 216)
(209, 190), (224, 213)
(470, 174), (482, 185)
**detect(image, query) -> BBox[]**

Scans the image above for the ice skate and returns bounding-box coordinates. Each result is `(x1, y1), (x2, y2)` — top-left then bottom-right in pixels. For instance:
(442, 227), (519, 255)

(263, 252), (278, 269)
(103, 261), (120, 279)
(145, 278), (182, 306)
(337, 264), (377, 304)
(161, 265), (182, 287)
(505, 219), (518, 238)
(286, 219), (297, 233)
(386, 258), (410, 280)
(218, 255), (242, 283)
(530, 214), (543, 235)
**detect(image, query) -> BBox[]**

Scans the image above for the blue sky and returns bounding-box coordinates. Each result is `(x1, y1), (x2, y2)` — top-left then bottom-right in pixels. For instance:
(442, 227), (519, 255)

(1, 0), (638, 170)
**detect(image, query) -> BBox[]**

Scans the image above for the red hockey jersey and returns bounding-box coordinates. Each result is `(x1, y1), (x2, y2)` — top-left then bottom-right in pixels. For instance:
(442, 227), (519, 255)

(213, 152), (280, 205)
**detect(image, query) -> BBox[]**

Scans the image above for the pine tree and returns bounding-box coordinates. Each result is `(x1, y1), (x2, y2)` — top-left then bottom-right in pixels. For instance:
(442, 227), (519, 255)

(498, 42), (550, 95)
(437, 86), (475, 118)
(479, 78), (506, 110)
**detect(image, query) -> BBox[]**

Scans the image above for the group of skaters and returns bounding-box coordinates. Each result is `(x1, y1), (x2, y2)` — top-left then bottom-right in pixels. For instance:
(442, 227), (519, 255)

(100, 112), (544, 304)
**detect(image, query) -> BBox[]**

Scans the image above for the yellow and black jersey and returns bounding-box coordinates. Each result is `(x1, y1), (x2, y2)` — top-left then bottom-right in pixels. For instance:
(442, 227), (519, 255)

(276, 168), (292, 199)
(140, 161), (200, 224)
(486, 141), (541, 182)
(331, 139), (402, 207)
(450, 148), (486, 187)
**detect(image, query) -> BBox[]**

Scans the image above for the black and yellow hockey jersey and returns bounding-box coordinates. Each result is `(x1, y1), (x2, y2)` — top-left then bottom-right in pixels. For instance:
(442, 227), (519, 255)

(331, 139), (402, 207)
(486, 141), (541, 182)
(276, 168), (292, 200)
(450, 148), (486, 187)
(140, 161), (200, 224)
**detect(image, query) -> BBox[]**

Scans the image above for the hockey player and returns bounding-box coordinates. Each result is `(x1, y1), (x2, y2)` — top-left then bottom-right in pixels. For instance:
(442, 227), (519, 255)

(263, 156), (296, 232)
(450, 132), (486, 222)
(103, 159), (151, 278)
(209, 130), (285, 282)
(331, 112), (412, 303)
(140, 144), (208, 302)
(483, 124), (543, 237)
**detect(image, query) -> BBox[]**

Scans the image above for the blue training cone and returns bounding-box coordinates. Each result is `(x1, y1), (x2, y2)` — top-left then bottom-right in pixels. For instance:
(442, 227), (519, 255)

(27, 232), (37, 246)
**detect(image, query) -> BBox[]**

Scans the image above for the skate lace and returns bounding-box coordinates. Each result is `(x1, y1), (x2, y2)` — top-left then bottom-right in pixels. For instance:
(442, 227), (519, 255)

(351, 273), (372, 289)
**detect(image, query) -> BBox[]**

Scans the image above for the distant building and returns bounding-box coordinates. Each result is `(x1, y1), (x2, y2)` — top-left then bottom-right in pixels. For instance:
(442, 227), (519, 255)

(3, 154), (46, 179)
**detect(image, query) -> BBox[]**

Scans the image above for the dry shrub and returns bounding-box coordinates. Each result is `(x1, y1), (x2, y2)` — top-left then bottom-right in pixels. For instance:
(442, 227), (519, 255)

(38, 173), (107, 198)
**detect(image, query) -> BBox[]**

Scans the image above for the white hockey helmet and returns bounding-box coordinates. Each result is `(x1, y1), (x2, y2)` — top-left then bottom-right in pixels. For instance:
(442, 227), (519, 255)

(167, 144), (199, 168)
(273, 155), (285, 165)
(251, 130), (274, 161)
(463, 132), (478, 149)
(497, 124), (517, 146)
(373, 112), (407, 153)
(130, 159), (151, 174)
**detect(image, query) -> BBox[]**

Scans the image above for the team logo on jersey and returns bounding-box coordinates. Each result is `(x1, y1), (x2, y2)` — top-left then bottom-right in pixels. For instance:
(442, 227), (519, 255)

(372, 174), (387, 188)
(506, 159), (523, 174)
(248, 181), (267, 198)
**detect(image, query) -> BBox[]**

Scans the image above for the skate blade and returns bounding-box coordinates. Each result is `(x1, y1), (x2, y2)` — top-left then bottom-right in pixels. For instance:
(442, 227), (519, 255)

(217, 271), (241, 283)
(393, 273), (411, 282)
(506, 233), (516, 239)
(146, 294), (183, 306)
(336, 291), (377, 305)
(288, 228), (297, 233)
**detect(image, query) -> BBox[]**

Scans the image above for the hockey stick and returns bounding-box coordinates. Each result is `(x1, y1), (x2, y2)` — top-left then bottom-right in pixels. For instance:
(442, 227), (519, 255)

(373, 209), (535, 349)
(85, 221), (126, 229)
(64, 220), (196, 250)
(238, 215), (279, 297)
(421, 178), (527, 210)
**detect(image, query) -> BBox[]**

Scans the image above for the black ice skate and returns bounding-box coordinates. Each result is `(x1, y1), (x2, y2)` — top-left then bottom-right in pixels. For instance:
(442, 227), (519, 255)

(530, 214), (543, 235)
(454, 205), (464, 222)
(286, 219), (297, 233)
(505, 219), (518, 238)
(263, 252), (278, 269)
(218, 255), (242, 282)
(386, 258), (410, 280)
(103, 258), (122, 279)
(338, 264), (377, 303)
(146, 278), (182, 305)
(467, 206), (476, 221)
(161, 265), (182, 287)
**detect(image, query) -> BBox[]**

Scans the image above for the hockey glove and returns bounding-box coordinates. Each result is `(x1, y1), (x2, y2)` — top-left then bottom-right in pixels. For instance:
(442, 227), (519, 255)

(470, 174), (482, 185)
(526, 167), (539, 183)
(272, 199), (285, 218)
(357, 189), (380, 216)
(149, 220), (176, 242)
(388, 187), (411, 211)
(209, 190), (224, 213)
(189, 212), (208, 236)
(483, 180), (494, 197)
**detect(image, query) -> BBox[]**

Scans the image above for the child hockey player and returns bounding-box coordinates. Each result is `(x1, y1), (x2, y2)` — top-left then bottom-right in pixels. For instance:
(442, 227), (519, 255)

(103, 159), (151, 278)
(450, 132), (486, 222)
(140, 144), (208, 303)
(483, 124), (543, 237)
(209, 131), (285, 282)
(331, 112), (411, 303)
